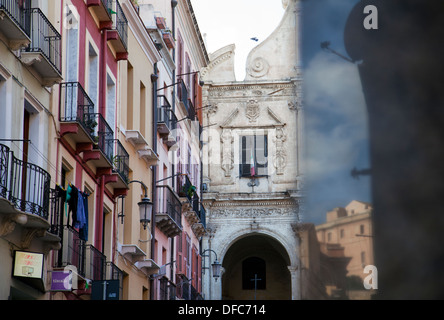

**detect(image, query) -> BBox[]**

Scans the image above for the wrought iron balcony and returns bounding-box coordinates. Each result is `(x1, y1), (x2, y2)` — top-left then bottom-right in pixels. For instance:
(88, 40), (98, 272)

(54, 226), (86, 275)
(111, 139), (129, 188)
(85, 244), (106, 281)
(0, 0), (31, 49)
(59, 82), (96, 143)
(157, 95), (173, 135)
(86, 0), (113, 23)
(0, 143), (50, 222)
(187, 98), (196, 121)
(53, 226), (106, 281)
(176, 174), (193, 200)
(95, 113), (114, 165)
(178, 79), (189, 112)
(59, 82), (115, 168)
(184, 192), (206, 237)
(159, 277), (177, 300)
(107, 0), (128, 59)
(21, 8), (62, 86)
(155, 185), (182, 238)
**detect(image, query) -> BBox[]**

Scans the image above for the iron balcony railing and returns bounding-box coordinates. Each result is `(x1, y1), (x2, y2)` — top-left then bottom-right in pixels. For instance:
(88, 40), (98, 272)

(187, 98), (196, 121)
(55, 226), (86, 275)
(178, 79), (189, 111)
(102, 0), (113, 18)
(23, 7), (62, 74)
(156, 185), (182, 230)
(0, 0), (31, 33)
(85, 244), (106, 281)
(113, 139), (129, 184)
(157, 95), (175, 131)
(199, 204), (206, 229)
(114, 0), (128, 50)
(54, 226), (106, 281)
(49, 188), (64, 239)
(59, 82), (115, 164)
(60, 82), (95, 131)
(176, 174), (192, 201)
(190, 192), (206, 229)
(106, 261), (123, 300)
(0, 143), (50, 220)
(191, 284), (204, 300)
(159, 277), (177, 300)
(96, 113), (114, 164)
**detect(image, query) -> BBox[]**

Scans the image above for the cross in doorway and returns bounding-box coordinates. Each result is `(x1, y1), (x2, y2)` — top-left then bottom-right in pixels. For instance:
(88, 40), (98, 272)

(250, 274), (262, 300)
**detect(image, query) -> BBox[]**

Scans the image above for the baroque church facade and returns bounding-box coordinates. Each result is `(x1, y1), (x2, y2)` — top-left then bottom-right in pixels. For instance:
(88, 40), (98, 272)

(200, 0), (305, 300)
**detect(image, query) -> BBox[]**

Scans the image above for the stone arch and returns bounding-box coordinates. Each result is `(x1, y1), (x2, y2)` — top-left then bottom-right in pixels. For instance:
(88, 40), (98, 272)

(218, 228), (297, 268)
(218, 230), (297, 300)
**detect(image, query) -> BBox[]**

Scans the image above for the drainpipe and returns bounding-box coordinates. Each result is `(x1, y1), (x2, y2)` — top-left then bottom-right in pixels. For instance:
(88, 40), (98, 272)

(95, 27), (108, 251)
(150, 63), (158, 300)
(171, 0), (177, 190)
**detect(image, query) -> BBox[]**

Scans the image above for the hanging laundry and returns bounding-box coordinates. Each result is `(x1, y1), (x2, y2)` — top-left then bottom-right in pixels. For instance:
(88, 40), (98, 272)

(75, 191), (87, 230)
(67, 184), (78, 227)
(79, 193), (89, 241)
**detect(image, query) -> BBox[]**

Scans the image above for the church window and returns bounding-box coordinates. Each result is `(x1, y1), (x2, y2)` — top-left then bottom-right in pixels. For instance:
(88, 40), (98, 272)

(239, 134), (268, 177)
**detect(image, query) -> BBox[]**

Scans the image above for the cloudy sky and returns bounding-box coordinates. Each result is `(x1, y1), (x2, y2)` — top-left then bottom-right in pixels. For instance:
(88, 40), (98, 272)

(191, 0), (371, 224)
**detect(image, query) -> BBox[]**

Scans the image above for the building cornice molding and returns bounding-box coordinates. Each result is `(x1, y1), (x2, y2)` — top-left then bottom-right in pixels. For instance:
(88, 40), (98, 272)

(122, 0), (161, 65)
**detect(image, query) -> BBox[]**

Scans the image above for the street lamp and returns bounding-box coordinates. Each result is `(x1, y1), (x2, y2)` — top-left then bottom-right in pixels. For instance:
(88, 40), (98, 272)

(128, 180), (153, 230)
(202, 249), (222, 281)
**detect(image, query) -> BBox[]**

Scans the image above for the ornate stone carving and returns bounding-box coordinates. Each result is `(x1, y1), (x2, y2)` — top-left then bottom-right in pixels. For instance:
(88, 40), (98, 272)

(274, 127), (288, 175)
(21, 228), (46, 249)
(245, 100), (260, 123)
(210, 205), (298, 218)
(220, 129), (234, 177)
(247, 57), (269, 78)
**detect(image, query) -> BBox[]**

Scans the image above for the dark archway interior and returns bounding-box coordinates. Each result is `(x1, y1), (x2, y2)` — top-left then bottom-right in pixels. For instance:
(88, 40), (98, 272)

(222, 234), (291, 300)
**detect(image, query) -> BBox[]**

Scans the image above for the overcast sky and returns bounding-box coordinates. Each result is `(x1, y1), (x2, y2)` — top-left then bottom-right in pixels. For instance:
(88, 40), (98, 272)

(191, 0), (371, 225)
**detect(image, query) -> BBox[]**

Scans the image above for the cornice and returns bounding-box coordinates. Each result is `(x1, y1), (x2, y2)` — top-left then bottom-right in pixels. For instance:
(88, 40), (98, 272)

(122, 0), (162, 65)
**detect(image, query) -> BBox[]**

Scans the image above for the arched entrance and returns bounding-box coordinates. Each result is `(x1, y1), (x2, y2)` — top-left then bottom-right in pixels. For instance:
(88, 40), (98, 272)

(221, 234), (291, 300)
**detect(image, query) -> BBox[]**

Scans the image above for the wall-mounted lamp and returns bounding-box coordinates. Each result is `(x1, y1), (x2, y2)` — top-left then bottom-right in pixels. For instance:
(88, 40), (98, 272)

(202, 249), (222, 281)
(128, 180), (154, 230)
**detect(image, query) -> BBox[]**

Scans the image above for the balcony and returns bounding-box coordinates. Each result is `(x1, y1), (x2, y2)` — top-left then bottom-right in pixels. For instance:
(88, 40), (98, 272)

(188, 99), (197, 121)
(157, 95), (173, 136)
(59, 82), (96, 144)
(178, 79), (189, 112)
(159, 277), (177, 300)
(107, 0), (128, 60)
(125, 130), (159, 166)
(0, 0), (31, 49)
(110, 139), (129, 189)
(161, 29), (175, 49)
(155, 185), (182, 238)
(176, 174), (193, 200)
(59, 82), (115, 170)
(0, 143), (55, 231)
(21, 8), (62, 86)
(54, 226), (106, 279)
(184, 192), (206, 238)
(86, 0), (113, 25)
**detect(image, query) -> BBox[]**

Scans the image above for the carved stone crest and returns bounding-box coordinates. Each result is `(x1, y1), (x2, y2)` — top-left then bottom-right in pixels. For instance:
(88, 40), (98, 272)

(245, 100), (260, 123)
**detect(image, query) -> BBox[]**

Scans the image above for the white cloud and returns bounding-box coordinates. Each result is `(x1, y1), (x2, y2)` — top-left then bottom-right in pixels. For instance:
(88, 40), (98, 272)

(303, 52), (369, 182)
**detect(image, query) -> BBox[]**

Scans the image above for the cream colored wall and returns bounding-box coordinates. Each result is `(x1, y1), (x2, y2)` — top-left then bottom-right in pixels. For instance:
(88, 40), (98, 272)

(316, 202), (374, 279)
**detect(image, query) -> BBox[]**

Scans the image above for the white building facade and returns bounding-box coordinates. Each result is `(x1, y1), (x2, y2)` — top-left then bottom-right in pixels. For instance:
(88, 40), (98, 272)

(200, 0), (304, 300)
